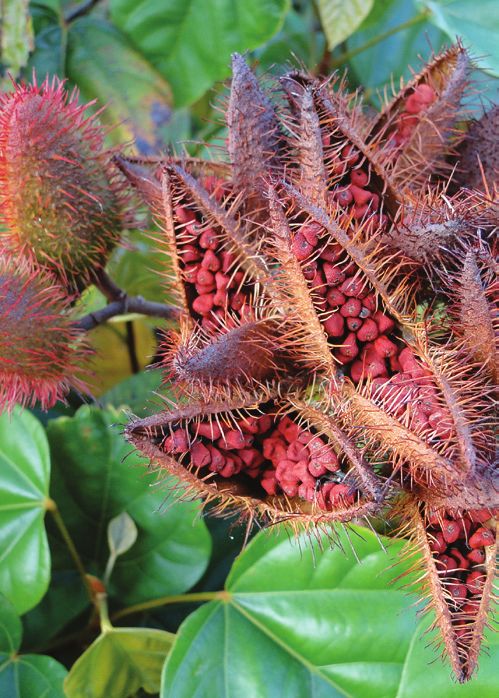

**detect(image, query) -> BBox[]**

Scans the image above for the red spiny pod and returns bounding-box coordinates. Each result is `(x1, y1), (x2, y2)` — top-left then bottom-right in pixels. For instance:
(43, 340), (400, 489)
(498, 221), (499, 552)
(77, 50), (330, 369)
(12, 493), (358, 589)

(0, 76), (126, 288)
(0, 256), (88, 412)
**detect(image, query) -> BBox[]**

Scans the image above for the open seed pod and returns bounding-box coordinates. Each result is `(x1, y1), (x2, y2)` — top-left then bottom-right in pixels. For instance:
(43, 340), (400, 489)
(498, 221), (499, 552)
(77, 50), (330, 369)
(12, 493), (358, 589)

(400, 500), (497, 682)
(125, 395), (383, 533)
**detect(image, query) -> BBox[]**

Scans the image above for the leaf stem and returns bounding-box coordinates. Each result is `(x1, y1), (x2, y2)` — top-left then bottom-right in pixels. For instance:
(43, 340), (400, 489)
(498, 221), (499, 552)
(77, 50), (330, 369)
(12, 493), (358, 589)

(76, 296), (181, 331)
(111, 590), (227, 622)
(46, 498), (95, 603)
(329, 11), (430, 70)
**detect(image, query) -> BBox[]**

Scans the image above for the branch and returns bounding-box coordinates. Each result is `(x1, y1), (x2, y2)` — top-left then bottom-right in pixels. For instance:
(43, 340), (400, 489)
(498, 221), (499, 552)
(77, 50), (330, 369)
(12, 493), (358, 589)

(64, 0), (101, 23)
(76, 296), (181, 331)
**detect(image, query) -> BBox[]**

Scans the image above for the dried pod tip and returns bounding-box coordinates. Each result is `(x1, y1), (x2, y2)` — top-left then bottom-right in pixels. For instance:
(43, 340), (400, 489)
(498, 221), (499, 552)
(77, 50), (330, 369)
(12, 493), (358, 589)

(0, 76), (125, 288)
(0, 256), (87, 412)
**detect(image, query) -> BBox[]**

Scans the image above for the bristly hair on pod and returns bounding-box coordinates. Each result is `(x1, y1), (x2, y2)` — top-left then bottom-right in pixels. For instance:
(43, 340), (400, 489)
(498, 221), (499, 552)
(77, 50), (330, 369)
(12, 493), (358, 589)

(0, 75), (128, 289)
(0, 254), (89, 412)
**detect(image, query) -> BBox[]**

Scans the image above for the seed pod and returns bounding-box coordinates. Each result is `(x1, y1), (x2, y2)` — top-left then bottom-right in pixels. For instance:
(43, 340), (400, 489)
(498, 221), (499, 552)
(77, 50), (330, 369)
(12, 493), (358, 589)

(0, 77), (125, 288)
(0, 257), (87, 411)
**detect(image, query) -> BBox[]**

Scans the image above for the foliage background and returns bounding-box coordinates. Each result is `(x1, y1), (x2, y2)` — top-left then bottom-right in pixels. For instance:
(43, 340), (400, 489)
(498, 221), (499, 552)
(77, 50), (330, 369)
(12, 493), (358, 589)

(0, 1), (497, 696)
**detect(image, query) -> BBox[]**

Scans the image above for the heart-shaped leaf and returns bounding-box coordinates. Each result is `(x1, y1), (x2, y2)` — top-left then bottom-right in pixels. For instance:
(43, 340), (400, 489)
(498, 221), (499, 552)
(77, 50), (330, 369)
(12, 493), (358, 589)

(64, 627), (175, 698)
(66, 17), (173, 151)
(161, 524), (497, 697)
(47, 406), (211, 605)
(318, 0), (374, 50)
(0, 408), (51, 614)
(110, 0), (291, 106)
(0, 593), (67, 697)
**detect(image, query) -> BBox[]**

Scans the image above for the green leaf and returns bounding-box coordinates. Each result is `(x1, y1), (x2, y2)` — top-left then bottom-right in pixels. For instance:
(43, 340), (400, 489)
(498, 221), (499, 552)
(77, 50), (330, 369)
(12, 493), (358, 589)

(0, 594), (21, 653)
(66, 17), (173, 151)
(397, 619), (498, 697)
(0, 0), (34, 87)
(26, 3), (66, 80)
(347, 0), (446, 98)
(0, 653), (67, 698)
(109, 0), (291, 106)
(318, 0), (374, 50)
(108, 512), (138, 558)
(162, 525), (419, 697)
(419, 0), (499, 76)
(21, 571), (88, 648)
(99, 370), (163, 415)
(162, 524), (497, 696)
(64, 627), (175, 698)
(47, 406), (211, 605)
(0, 593), (67, 697)
(0, 408), (51, 614)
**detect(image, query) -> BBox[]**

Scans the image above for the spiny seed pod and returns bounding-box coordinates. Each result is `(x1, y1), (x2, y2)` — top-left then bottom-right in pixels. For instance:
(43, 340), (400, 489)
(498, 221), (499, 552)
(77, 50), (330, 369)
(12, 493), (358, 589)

(122, 47), (498, 682)
(0, 76), (125, 288)
(0, 256), (87, 411)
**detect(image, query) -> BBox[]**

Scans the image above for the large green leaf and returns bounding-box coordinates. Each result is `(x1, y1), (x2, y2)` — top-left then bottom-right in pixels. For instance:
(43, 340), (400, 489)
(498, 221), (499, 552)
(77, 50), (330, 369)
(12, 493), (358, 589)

(109, 0), (291, 106)
(0, 593), (67, 697)
(347, 0), (446, 98)
(318, 0), (374, 50)
(99, 370), (163, 416)
(66, 17), (173, 151)
(65, 627), (174, 698)
(0, 409), (51, 614)
(419, 0), (499, 76)
(162, 524), (497, 697)
(47, 406), (211, 605)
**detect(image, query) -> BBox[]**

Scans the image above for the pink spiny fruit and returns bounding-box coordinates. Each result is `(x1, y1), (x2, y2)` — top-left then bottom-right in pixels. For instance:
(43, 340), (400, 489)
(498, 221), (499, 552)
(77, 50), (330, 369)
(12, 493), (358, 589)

(0, 255), (88, 411)
(0, 76), (125, 288)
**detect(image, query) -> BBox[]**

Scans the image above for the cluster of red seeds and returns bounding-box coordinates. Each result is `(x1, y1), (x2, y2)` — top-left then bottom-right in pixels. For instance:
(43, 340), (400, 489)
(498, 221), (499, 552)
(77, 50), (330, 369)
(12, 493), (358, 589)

(388, 83), (437, 148)
(321, 138), (387, 226)
(162, 413), (358, 511)
(174, 189), (253, 332)
(428, 510), (495, 640)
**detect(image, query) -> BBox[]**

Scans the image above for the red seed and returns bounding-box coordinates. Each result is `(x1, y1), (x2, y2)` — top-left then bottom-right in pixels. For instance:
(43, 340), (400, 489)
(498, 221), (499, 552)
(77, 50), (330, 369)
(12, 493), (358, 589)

(257, 415), (273, 434)
(373, 310), (395, 334)
(449, 548), (470, 570)
(302, 261), (317, 280)
(339, 277), (366, 298)
(404, 93), (424, 114)
(340, 298), (362, 317)
(347, 316), (363, 331)
(308, 460), (328, 477)
(399, 347), (418, 371)
(429, 532), (447, 554)
(414, 83), (436, 104)
(359, 306), (371, 319)
(323, 313), (345, 337)
(362, 294), (376, 312)
(341, 332), (359, 358)
(230, 292), (246, 312)
(320, 243), (343, 262)
(195, 282), (215, 295)
(287, 441), (309, 461)
(335, 188), (354, 207)
(196, 421), (222, 440)
(323, 263), (345, 286)
(341, 144), (360, 166)
(469, 509), (494, 524)
(221, 429), (252, 450)
(175, 206), (197, 225)
(300, 222), (322, 246)
(239, 448), (263, 468)
(350, 185), (372, 207)
(196, 269), (215, 287)
(261, 470), (278, 495)
(201, 249), (221, 271)
(466, 548), (486, 565)
(219, 457), (237, 478)
(182, 244), (202, 263)
(239, 416), (260, 435)
(262, 438), (287, 463)
(213, 290), (227, 306)
(191, 441), (211, 468)
(199, 228), (218, 249)
(469, 527), (495, 548)
(215, 272), (229, 290)
(350, 169), (369, 187)
(373, 335), (398, 357)
(277, 417), (301, 443)
(449, 583), (468, 604)
(329, 483), (355, 507)
(436, 554), (457, 575)
(357, 318), (379, 342)
(466, 571), (485, 595)
(326, 288), (346, 307)
(292, 232), (315, 260)
(183, 264), (200, 283)
(206, 445), (226, 472)
(192, 293), (214, 315)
